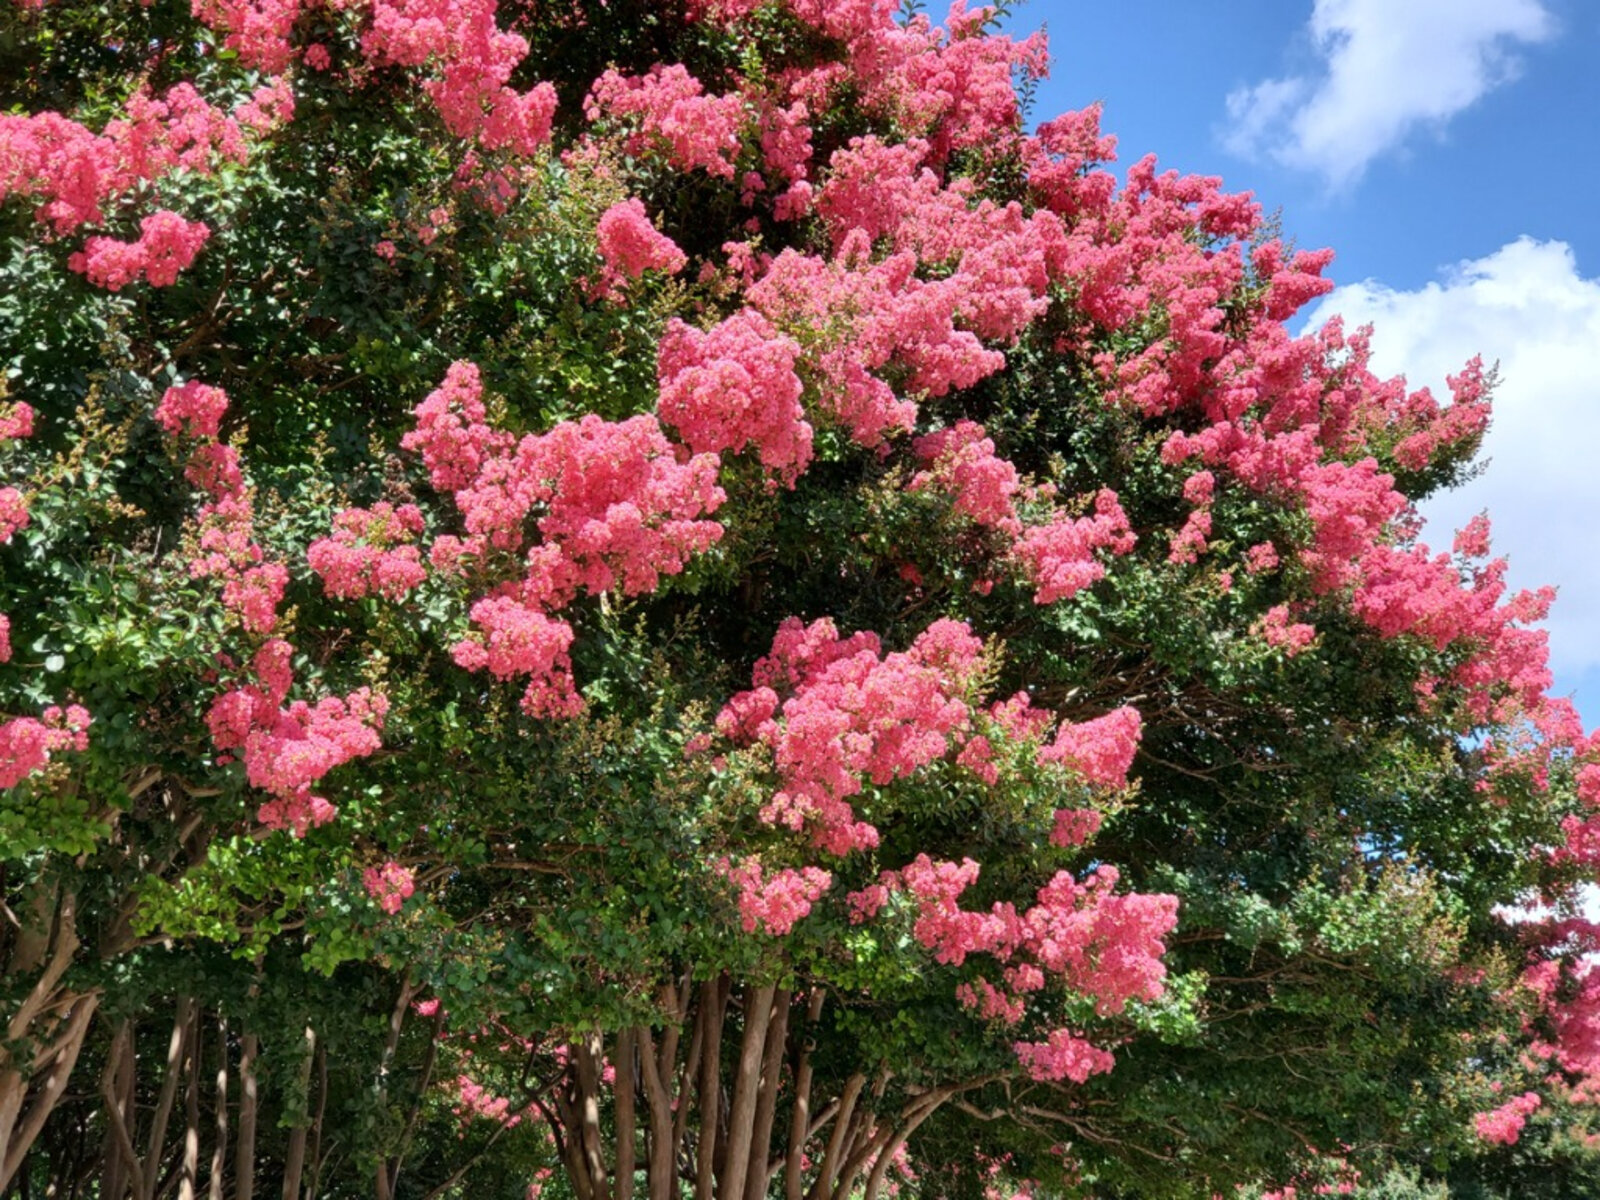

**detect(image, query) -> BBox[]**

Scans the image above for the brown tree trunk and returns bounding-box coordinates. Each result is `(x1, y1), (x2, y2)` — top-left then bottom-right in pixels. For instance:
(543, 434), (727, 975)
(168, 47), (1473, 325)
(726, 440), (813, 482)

(374, 972), (414, 1200)
(0, 889), (96, 1192)
(693, 979), (726, 1200)
(614, 1029), (637, 1200)
(280, 1027), (315, 1200)
(0, 991), (98, 1190)
(745, 987), (790, 1200)
(234, 1034), (259, 1200)
(784, 991), (825, 1200)
(206, 1018), (228, 1200)
(103, 1019), (137, 1200)
(304, 1038), (328, 1200)
(718, 984), (776, 1200)
(178, 1008), (203, 1200)
(638, 1025), (677, 1200)
(142, 996), (195, 1200)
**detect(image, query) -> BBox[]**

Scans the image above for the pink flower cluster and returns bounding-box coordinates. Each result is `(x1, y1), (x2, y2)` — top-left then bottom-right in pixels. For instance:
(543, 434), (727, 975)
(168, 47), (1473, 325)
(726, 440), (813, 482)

(0, 487), (28, 549)
(0, 400), (36, 665)
(154, 380), (229, 440)
(814, 137), (1063, 346)
(308, 502), (428, 600)
(753, 97), (814, 220)
(402, 362), (727, 716)
(717, 617), (988, 854)
(363, 0), (558, 157)
(791, 1), (1046, 165)
(716, 615), (1137, 861)
(1015, 130), (1536, 725)
(858, 850), (1175, 1080)
(190, 1), (555, 157)
(0, 83), (245, 235)
(1049, 808), (1102, 848)
(0, 400), (35, 552)
(891, 855), (1176, 1014)
(1022, 103), (1118, 223)
(190, 0), (306, 73)
(1167, 469), (1215, 565)
(363, 860), (417, 914)
(0, 705), (91, 790)
(720, 858), (833, 935)
(1256, 604), (1316, 657)
(657, 311), (811, 483)
(741, 135), (1069, 451)
(1473, 1091), (1540, 1146)
(911, 421), (1021, 533)
(519, 414), (726, 600)
(593, 198), (687, 299)
(1037, 707), (1141, 788)
(1012, 490), (1136, 605)
(0, 79), (274, 290)
(452, 595), (579, 718)
(206, 641), (389, 835)
(1012, 1030), (1115, 1085)
(155, 383), (388, 833)
(68, 210), (211, 291)
(585, 65), (744, 178)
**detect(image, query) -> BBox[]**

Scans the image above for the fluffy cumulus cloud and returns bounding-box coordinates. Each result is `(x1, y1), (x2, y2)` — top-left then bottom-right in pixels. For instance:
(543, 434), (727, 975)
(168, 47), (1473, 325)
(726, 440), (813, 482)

(1224, 0), (1555, 186)
(1303, 237), (1600, 681)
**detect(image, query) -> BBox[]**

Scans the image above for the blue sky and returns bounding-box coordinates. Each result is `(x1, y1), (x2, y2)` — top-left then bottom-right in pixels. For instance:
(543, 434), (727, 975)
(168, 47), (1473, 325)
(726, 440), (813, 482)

(1006, 0), (1600, 724)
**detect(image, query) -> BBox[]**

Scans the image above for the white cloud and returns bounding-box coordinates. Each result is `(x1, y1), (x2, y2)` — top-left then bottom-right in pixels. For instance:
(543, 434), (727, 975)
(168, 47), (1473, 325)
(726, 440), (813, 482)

(1225, 0), (1555, 186)
(1303, 237), (1600, 678)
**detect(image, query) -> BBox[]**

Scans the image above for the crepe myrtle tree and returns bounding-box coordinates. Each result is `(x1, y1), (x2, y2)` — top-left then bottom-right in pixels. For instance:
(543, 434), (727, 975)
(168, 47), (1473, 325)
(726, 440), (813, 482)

(2, 1), (1599, 1197)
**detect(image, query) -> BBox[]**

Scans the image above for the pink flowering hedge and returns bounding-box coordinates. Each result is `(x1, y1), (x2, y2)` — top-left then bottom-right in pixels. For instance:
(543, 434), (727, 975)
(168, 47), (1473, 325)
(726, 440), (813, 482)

(0, 1), (1596, 1196)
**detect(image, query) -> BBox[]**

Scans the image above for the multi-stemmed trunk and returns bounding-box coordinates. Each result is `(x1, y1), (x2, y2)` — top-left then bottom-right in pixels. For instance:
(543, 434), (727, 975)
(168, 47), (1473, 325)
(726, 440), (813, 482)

(545, 976), (989, 1200)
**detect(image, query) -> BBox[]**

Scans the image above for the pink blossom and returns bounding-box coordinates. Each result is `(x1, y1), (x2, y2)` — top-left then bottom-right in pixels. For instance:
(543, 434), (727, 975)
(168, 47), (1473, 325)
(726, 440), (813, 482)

(1473, 1092), (1540, 1145)
(401, 361), (510, 493)
(156, 391), (389, 832)
(518, 414), (726, 600)
(1245, 541), (1279, 574)
(453, 596), (581, 718)
(956, 978), (1026, 1025)
(1256, 604), (1316, 656)
(1038, 707), (1141, 788)
(1024, 866), (1177, 1013)
(911, 421), (1021, 533)
(364, 861), (417, 914)
(1013, 489), (1135, 604)
(0, 400), (34, 443)
(0, 705), (91, 789)
(308, 502), (428, 600)
(847, 884), (889, 923)
(232, 78), (295, 133)
(191, 0), (305, 73)
(67, 210), (210, 291)
(594, 198), (686, 296)
(722, 858), (832, 935)
(657, 310), (811, 483)
(362, 0), (557, 156)
(724, 617), (985, 854)
(1013, 1030), (1116, 1084)
(1050, 808), (1103, 848)
(585, 64), (744, 178)
(407, 362), (725, 603)
(155, 380), (229, 439)
(0, 487), (28, 544)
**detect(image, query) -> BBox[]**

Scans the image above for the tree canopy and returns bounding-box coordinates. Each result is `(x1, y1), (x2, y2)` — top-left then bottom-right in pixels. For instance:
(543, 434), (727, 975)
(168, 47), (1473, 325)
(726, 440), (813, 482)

(4, 2), (1600, 1197)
